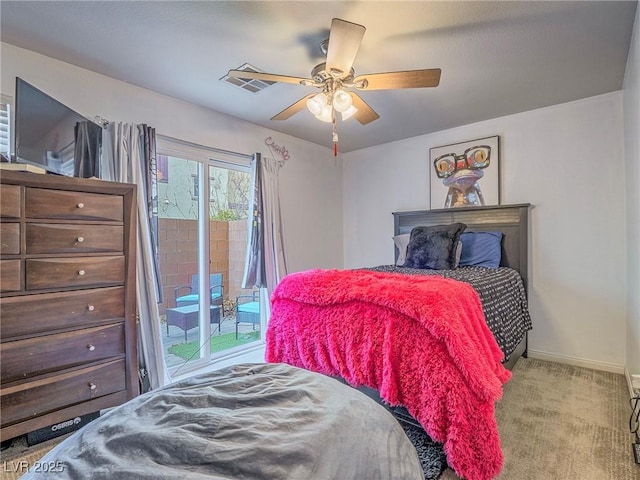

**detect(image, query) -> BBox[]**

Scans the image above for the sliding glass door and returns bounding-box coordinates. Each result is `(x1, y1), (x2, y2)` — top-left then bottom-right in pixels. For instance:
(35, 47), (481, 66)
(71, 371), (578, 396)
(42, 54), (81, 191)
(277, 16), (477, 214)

(155, 143), (261, 376)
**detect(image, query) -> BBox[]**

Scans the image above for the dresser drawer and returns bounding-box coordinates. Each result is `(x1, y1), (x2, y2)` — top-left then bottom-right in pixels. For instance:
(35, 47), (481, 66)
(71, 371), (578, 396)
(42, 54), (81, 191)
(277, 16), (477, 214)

(26, 224), (123, 254)
(1, 359), (126, 427)
(0, 260), (21, 292)
(0, 185), (21, 218)
(0, 223), (20, 254)
(26, 256), (125, 290)
(1, 324), (125, 383)
(25, 188), (123, 221)
(0, 287), (125, 338)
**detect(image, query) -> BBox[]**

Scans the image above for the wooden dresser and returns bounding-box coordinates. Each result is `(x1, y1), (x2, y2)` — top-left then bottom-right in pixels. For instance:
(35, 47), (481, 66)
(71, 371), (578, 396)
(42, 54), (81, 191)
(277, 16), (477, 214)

(0, 170), (139, 441)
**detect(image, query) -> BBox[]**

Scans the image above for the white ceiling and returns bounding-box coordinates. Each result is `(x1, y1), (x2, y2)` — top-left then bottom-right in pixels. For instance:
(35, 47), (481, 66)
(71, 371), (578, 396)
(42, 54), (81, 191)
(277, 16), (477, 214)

(1, 1), (637, 153)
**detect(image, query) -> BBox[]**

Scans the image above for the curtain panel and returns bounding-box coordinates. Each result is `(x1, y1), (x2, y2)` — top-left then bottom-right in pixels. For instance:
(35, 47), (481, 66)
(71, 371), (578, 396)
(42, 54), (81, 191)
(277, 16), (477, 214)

(74, 120), (102, 178)
(242, 153), (265, 289)
(102, 123), (169, 392)
(140, 126), (162, 303)
(242, 154), (287, 297)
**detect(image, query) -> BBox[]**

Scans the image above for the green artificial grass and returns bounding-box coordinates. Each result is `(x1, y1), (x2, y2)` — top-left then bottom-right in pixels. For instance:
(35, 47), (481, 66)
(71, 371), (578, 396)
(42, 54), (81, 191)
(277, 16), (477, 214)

(168, 330), (260, 360)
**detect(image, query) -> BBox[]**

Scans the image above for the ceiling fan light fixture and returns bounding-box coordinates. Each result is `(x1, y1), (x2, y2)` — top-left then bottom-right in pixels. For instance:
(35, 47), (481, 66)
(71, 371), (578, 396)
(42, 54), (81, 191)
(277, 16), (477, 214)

(230, 18), (441, 146)
(315, 104), (333, 123)
(306, 92), (327, 116)
(341, 105), (358, 121)
(332, 88), (353, 112)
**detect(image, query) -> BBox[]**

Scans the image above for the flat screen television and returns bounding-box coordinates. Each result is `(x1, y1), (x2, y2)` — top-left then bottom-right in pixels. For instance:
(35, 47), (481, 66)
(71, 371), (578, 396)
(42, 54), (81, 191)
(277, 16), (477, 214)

(13, 77), (101, 176)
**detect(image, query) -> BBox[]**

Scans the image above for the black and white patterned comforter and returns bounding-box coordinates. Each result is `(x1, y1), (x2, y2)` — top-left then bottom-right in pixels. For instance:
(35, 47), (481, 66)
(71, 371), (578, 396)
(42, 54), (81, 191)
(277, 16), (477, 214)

(368, 265), (532, 360)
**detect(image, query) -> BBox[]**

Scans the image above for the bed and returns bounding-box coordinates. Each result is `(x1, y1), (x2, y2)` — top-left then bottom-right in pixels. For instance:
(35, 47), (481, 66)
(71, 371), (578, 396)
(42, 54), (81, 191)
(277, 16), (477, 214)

(21, 363), (425, 480)
(390, 203), (531, 370)
(266, 204), (532, 480)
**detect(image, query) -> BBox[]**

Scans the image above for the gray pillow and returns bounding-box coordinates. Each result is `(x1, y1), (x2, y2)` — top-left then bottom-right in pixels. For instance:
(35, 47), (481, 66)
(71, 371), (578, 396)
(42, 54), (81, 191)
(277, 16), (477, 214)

(404, 223), (467, 270)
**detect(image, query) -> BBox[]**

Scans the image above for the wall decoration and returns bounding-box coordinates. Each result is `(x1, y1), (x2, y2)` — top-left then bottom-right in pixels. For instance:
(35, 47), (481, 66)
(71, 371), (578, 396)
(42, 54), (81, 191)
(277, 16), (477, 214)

(429, 135), (500, 209)
(265, 136), (290, 166)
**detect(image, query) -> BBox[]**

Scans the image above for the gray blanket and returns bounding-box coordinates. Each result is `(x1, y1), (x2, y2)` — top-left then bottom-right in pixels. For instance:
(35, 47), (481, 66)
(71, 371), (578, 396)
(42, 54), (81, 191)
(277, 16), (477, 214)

(23, 363), (423, 480)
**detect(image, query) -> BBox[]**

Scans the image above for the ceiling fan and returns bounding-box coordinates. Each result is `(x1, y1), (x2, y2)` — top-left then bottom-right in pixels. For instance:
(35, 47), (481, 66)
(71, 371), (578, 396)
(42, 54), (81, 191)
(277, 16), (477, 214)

(226, 18), (441, 130)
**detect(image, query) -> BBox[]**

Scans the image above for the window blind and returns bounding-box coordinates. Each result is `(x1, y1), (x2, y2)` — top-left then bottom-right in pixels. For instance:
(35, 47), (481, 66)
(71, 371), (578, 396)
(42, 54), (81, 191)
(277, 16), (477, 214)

(0, 95), (12, 162)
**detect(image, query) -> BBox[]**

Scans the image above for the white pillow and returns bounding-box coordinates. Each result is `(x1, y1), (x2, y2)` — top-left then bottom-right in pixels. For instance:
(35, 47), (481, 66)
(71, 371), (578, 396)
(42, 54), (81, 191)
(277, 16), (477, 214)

(393, 233), (411, 265)
(455, 240), (463, 268)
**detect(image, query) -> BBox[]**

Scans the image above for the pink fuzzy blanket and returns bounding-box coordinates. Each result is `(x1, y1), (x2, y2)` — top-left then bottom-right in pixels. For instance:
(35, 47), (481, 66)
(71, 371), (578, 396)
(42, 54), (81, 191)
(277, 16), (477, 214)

(266, 269), (511, 480)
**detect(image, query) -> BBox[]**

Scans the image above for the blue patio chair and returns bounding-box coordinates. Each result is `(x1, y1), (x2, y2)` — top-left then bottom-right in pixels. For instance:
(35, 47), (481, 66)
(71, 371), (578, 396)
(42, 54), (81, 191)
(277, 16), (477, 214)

(235, 291), (260, 339)
(174, 273), (224, 310)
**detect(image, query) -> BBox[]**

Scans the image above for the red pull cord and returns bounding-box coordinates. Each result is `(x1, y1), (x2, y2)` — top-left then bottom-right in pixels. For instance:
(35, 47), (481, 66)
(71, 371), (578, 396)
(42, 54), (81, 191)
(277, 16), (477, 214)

(332, 112), (338, 157)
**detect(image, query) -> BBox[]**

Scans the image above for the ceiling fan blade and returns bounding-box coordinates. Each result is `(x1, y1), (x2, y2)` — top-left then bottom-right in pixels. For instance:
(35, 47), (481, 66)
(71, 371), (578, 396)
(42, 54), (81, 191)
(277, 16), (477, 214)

(349, 92), (379, 125)
(354, 69), (441, 90)
(227, 70), (311, 85)
(325, 18), (366, 76)
(271, 94), (315, 121)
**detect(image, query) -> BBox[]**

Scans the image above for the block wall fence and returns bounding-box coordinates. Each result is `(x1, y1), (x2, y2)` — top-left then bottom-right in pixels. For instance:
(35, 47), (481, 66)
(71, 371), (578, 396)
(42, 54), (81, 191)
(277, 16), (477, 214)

(157, 219), (253, 316)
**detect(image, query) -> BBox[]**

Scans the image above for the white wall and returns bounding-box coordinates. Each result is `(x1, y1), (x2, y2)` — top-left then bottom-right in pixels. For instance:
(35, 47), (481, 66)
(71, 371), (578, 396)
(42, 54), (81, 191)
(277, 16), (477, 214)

(623, 7), (640, 382)
(344, 92), (627, 372)
(2, 41), (633, 376)
(0, 43), (344, 275)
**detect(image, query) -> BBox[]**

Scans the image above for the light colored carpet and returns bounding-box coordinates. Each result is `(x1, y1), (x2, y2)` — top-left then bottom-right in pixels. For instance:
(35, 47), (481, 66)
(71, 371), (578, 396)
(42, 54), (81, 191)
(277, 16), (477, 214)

(1, 358), (636, 480)
(0, 434), (70, 480)
(441, 357), (638, 480)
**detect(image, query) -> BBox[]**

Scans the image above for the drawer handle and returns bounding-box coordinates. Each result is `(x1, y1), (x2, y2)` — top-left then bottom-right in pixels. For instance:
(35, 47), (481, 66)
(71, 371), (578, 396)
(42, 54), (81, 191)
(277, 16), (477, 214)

(88, 382), (97, 390)
(76, 236), (85, 243)
(87, 344), (96, 351)
(78, 270), (86, 276)
(77, 203), (85, 209)
(87, 305), (95, 312)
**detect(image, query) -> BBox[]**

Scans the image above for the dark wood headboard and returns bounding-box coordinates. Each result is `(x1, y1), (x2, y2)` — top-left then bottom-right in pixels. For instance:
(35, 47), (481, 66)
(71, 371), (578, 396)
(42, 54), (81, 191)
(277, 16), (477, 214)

(392, 204), (531, 292)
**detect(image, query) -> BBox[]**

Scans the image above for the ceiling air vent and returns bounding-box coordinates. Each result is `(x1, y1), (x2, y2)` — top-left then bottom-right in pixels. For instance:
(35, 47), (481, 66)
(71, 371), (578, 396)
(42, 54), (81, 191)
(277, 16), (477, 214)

(222, 63), (276, 93)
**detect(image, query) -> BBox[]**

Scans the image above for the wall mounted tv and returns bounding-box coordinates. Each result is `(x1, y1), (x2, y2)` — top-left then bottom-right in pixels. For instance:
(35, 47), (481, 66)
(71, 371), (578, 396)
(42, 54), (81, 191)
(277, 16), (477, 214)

(14, 77), (101, 176)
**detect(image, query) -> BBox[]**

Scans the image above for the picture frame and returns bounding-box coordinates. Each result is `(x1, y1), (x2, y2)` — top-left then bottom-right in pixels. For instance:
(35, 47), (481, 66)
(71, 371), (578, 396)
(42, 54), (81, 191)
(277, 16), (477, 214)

(429, 135), (500, 209)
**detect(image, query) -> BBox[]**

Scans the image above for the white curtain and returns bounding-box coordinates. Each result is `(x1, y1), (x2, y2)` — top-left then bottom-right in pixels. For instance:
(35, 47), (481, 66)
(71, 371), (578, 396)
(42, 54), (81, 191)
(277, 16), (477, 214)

(261, 156), (287, 294)
(242, 153), (264, 289)
(102, 123), (169, 391)
(242, 154), (287, 319)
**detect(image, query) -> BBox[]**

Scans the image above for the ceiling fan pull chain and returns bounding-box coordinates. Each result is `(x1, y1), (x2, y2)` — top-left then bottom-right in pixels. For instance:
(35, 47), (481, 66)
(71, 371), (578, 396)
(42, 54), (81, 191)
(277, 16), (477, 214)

(332, 112), (338, 157)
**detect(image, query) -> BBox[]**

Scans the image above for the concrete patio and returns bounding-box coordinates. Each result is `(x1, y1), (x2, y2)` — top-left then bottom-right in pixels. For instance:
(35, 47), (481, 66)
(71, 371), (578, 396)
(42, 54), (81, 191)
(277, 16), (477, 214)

(162, 311), (261, 369)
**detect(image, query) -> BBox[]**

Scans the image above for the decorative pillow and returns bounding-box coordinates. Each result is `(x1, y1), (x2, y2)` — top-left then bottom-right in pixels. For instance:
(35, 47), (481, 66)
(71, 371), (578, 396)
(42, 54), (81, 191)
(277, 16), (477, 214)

(404, 223), (467, 270)
(459, 231), (503, 268)
(393, 233), (411, 265)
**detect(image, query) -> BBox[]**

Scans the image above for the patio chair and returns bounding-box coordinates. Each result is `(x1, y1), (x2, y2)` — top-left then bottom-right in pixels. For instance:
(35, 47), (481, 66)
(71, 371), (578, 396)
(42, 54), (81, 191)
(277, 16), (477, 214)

(175, 273), (224, 311)
(235, 291), (260, 339)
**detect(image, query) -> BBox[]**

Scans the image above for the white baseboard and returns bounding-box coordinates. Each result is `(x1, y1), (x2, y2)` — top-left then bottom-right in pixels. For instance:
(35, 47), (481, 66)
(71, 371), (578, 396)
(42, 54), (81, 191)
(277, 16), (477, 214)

(527, 349), (625, 375)
(624, 368), (640, 399)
